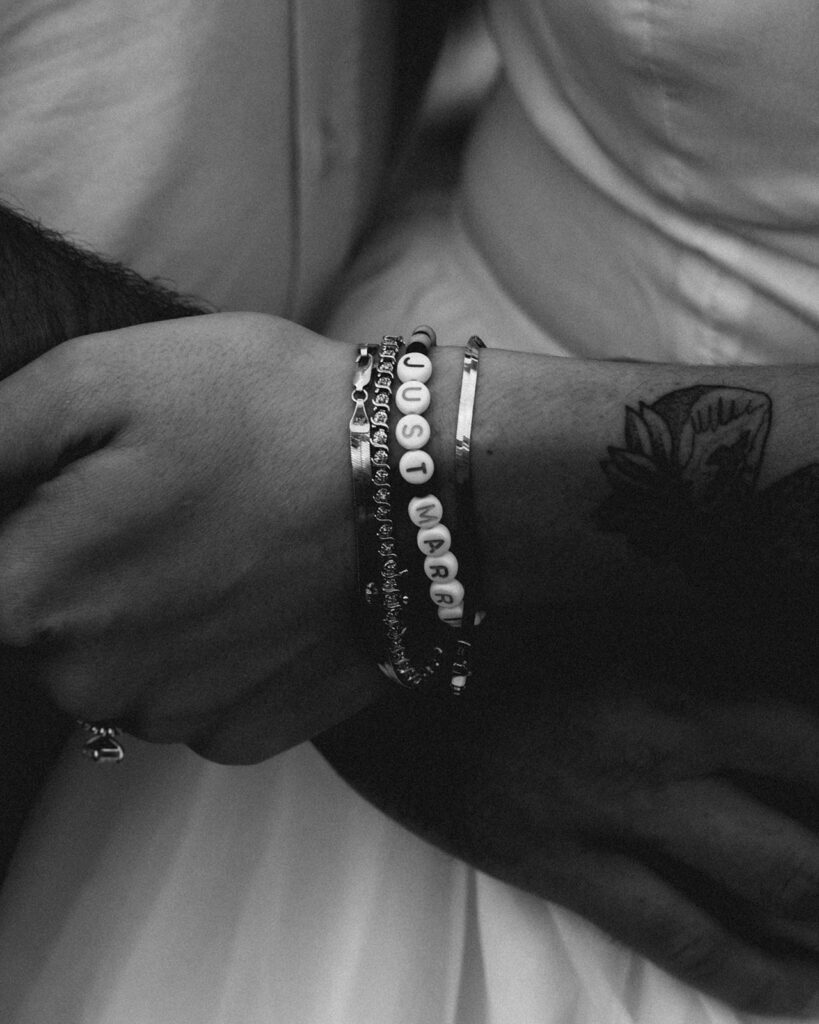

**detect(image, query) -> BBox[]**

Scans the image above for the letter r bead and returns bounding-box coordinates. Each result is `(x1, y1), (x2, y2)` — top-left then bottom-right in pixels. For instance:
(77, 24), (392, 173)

(430, 579), (465, 607)
(424, 551), (458, 581)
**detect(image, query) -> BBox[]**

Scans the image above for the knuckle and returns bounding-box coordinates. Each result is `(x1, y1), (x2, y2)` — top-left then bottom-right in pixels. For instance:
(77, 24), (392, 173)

(664, 928), (773, 1014)
(664, 925), (725, 986)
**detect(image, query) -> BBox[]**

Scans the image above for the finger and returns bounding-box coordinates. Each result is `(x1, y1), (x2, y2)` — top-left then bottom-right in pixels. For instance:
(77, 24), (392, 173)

(186, 653), (387, 765)
(0, 335), (131, 484)
(545, 844), (819, 1016)
(624, 777), (819, 923)
(0, 447), (173, 646)
(702, 699), (819, 795)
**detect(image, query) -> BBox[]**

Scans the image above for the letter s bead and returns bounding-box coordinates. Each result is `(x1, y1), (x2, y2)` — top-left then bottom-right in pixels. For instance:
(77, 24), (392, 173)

(396, 413), (431, 451)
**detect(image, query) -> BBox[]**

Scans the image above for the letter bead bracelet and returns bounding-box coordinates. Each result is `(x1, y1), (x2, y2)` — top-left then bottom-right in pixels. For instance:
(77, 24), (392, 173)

(349, 326), (485, 696)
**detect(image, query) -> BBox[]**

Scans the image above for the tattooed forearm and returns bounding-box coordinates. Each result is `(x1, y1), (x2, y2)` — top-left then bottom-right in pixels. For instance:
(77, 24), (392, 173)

(596, 385), (819, 600)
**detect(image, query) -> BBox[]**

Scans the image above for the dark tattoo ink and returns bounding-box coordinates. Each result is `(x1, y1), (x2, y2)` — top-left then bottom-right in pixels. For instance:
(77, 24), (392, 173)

(596, 386), (819, 595)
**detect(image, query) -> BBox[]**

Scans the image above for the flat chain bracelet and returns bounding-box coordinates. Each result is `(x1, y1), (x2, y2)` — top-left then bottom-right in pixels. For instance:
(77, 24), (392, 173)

(450, 335), (487, 694)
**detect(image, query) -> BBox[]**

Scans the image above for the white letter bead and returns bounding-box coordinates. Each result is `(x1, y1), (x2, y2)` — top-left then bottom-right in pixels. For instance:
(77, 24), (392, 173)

(408, 494), (443, 528)
(424, 551), (458, 581)
(396, 380), (430, 415)
(410, 325), (436, 350)
(439, 603), (464, 627)
(399, 450), (434, 485)
(417, 523), (451, 557)
(396, 413), (431, 451)
(397, 352), (432, 383)
(430, 579), (465, 607)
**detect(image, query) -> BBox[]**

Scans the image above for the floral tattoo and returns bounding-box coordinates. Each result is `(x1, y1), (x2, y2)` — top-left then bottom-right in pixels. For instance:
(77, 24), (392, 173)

(596, 386), (819, 594)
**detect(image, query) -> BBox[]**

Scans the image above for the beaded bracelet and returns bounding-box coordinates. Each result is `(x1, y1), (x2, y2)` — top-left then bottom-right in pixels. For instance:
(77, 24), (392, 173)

(395, 327), (464, 623)
(370, 334), (444, 690)
(395, 327), (484, 694)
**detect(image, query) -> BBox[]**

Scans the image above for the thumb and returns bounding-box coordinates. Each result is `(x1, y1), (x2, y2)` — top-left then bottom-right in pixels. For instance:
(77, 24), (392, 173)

(0, 335), (128, 487)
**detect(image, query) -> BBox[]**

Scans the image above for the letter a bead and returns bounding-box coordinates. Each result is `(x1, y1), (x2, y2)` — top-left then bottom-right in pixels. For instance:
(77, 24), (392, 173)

(408, 494), (443, 528)
(417, 523), (451, 557)
(396, 380), (430, 415)
(397, 352), (432, 384)
(396, 414), (431, 451)
(399, 450), (434, 484)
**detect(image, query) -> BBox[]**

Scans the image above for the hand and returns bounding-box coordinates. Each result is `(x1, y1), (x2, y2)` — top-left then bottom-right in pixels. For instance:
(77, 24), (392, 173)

(318, 606), (819, 1016)
(0, 313), (385, 761)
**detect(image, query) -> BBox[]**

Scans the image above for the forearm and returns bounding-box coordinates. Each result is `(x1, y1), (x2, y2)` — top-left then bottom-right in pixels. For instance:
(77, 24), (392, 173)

(0, 204), (203, 375)
(419, 347), (819, 630)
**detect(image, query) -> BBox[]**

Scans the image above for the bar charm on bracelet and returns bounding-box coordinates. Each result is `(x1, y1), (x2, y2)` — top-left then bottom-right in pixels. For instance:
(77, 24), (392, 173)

(451, 334), (487, 694)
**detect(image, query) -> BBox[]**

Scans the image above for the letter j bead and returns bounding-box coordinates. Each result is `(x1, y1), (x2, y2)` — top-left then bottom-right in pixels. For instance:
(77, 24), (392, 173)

(397, 352), (432, 384)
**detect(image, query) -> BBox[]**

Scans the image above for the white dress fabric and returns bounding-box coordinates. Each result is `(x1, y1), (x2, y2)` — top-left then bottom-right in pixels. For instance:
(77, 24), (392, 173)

(1, 1), (818, 1022)
(0, 0), (393, 319)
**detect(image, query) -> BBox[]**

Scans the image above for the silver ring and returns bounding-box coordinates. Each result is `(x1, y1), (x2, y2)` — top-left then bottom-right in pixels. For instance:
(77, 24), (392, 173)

(78, 721), (125, 763)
